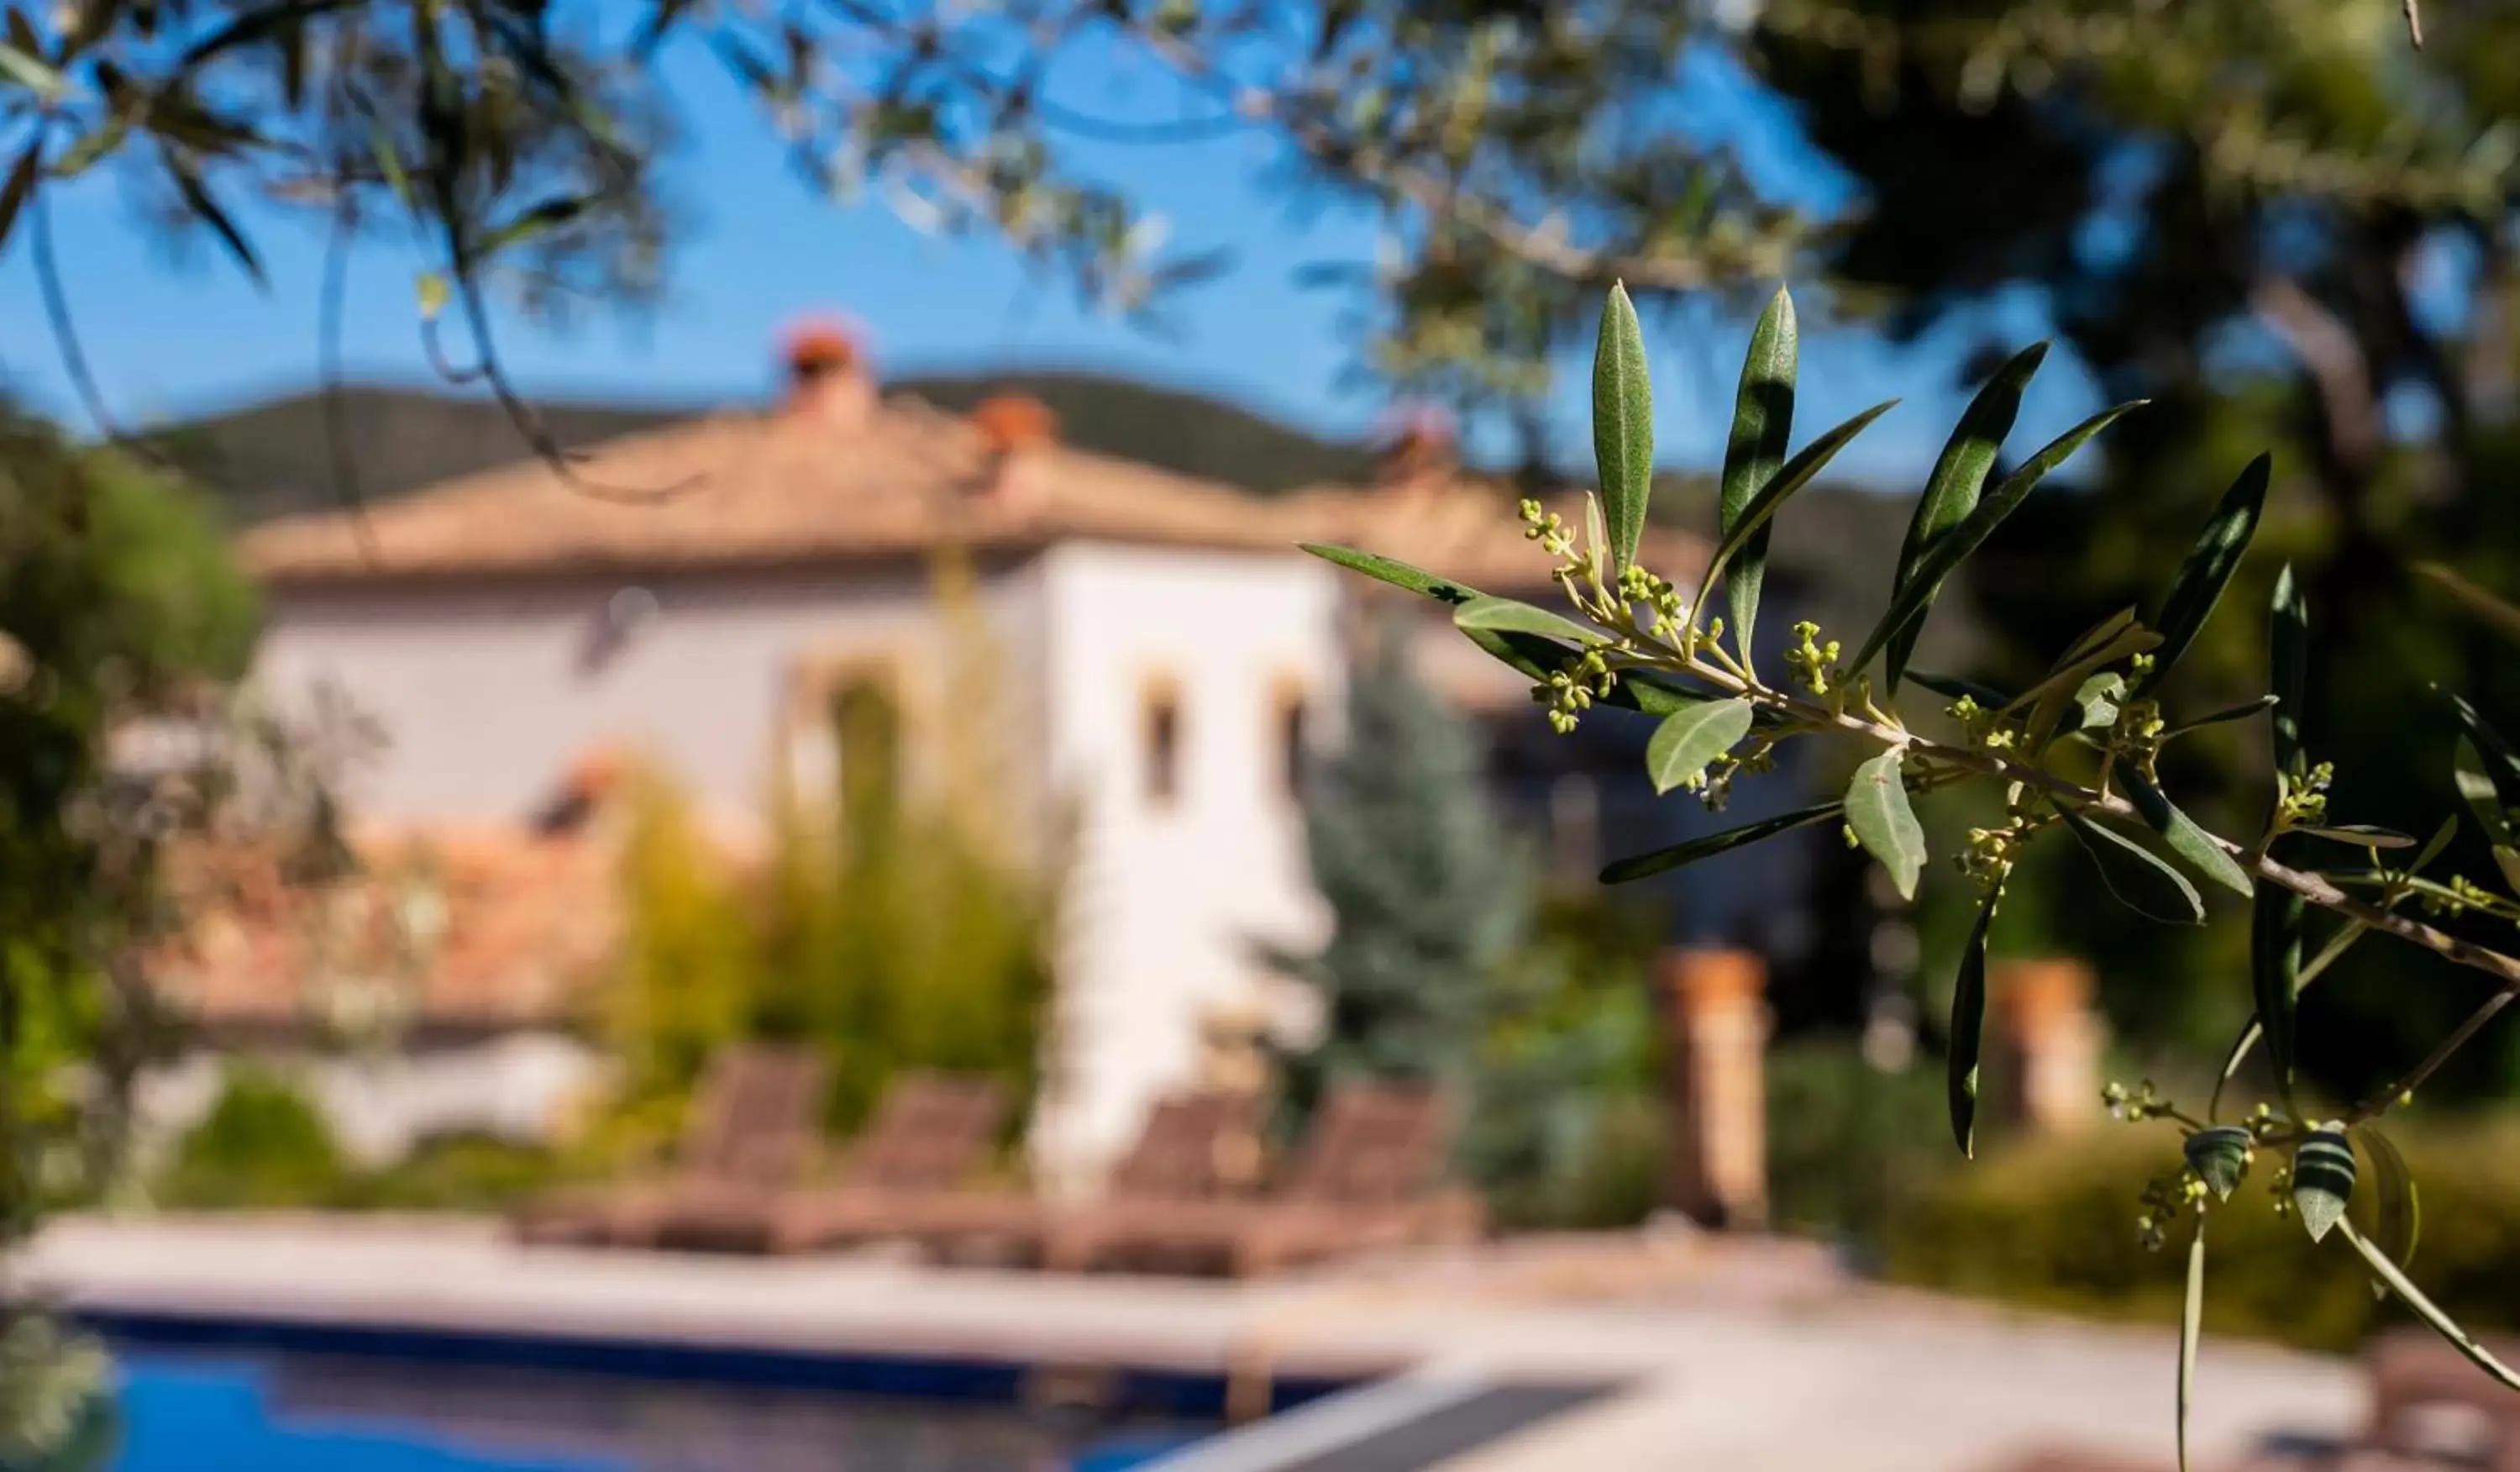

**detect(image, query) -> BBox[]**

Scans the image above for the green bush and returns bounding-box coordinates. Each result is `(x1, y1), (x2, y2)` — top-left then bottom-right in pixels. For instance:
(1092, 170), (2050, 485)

(1766, 1041), (1954, 1254)
(1885, 1117), (2520, 1353)
(157, 1066), (346, 1211)
(335, 1134), (573, 1212)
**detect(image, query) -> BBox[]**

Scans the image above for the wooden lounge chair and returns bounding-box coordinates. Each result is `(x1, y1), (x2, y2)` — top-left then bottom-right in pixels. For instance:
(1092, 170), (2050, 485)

(1047, 1080), (1485, 1278)
(900, 1088), (1266, 1266)
(2364, 1326), (2520, 1470)
(510, 1043), (827, 1249)
(744, 1072), (1012, 1254)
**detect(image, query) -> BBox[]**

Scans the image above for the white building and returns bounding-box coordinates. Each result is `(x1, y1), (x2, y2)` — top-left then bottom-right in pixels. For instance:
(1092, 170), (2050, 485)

(157, 330), (1710, 1191)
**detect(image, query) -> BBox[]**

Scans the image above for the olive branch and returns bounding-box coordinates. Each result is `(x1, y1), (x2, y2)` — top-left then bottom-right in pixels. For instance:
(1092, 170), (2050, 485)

(1307, 282), (2520, 1469)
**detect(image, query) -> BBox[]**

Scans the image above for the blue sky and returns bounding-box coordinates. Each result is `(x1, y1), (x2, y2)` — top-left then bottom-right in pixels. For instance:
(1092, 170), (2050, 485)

(0, 39), (2102, 489)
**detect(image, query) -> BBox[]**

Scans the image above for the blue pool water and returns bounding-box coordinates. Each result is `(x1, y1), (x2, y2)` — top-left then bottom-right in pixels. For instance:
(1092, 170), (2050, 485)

(102, 1350), (1211, 1472)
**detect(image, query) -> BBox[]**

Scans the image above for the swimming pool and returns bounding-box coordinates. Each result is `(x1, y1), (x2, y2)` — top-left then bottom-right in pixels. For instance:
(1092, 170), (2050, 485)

(105, 1347), (1212, 1472)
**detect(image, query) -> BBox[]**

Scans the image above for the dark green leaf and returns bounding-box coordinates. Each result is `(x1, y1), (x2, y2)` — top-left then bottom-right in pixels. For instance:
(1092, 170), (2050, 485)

(1908, 670), (2013, 708)
(2144, 454), (2271, 695)
(2163, 695), (2278, 739)
(2061, 807), (2203, 923)
(2448, 695), (2520, 817)
(1845, 749), (1926, 901)
(2179, 1212), (2205, 1472)
(1695, 399), (1899, 632)
(2124, 771), (2254, 896)
(1885, 342), (2046, 694)
(1591, 281), (1653, 575)
(168, 164), (265, 287)
(480, 194), (596, 257)
(0, 142), (35, 256)
(2355, 1123), (2419, 1297)
(2292, 1127), (2355, 1243)
(2414, 815), (2460, 874)
(5, 8), (37, 59)
(49, 116), (129, 179)
(1949, 891), (1994, 1158)
(2338, 1217), (2520, 1392)
(1848, 400), (2145, 679)
(2184, 1127), (2252, 1201)
(2414, 562), (2520, 648)
(2496, 846), (2520, 897)
(177, 0), (352, 66)
(2294, 825), (2416, 850)
(2051, 606), (2141, 670)
(2253, 838), (2305, 1104)
(1718, 285), (1795, 652)
(1615, 670), (1723, 718)
(1601, 802), (1839, 885)
(1646, 698), (1756, 795)
(2454, 736), (2512, 844)
(2271, 563), (2309, 777)
(1299, 544), (1478, 606)
(1454, 594), (1599, 646)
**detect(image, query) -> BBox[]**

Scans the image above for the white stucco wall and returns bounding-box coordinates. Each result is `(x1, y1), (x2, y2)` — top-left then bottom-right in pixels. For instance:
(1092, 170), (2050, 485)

(254, 563), (1049, 839)
(1027, 543), (1341, 1195)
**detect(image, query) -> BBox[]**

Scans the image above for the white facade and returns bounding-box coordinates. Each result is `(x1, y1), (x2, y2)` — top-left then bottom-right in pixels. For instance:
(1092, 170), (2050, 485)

(247, 541), (1340, 1190)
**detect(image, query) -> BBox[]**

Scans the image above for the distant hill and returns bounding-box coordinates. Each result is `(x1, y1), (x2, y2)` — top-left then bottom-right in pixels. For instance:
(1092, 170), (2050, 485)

(157, 370), (1378, 528)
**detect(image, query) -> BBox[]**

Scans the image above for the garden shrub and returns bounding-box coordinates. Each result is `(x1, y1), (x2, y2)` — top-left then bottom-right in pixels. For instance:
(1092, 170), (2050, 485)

(1765, 1041), (1954, 1255)
(157, 1065), (346, 1211)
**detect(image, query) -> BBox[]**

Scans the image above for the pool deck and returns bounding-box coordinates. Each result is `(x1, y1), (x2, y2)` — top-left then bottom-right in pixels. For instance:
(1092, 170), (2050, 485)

(24, 1214), (2364, 1472)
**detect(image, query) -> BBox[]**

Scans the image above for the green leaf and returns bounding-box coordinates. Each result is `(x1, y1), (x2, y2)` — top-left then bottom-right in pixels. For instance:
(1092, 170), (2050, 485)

(480, 194), (596, 257)
(1300, 544), (1479, 606)
(2454, 736), (2512, 844)
(2184, 1127), (2253, 1201)
(2270, 563), (2309, 777)
(370, 119), (415, 211)
(2052, 606), (2142, 670)
(2414, 561), (2520, 648)
(2414, 814), (2460, 874)
(1694, 400), (1898, 637)
(2016, 623), (2161, 754)
(1718, 286), (1796, 652)
(2073, 672), (2125, 732)
(1845, 749), (1927, 901)
(2496, 846), (2520, 898)
(1615, 670), (1723, 718)
(2292, 1127), (2355, 1243)
(1948, 891), (1993, 1158)
(1454, 594), (1599, 646)
(2355, 1123), (2419, 1297)
(1591, 281), (1653, 575)
(2337, 1215), (2520, 1393)
(2144, 454), (2271, 695)
(168, 163), (266, 287)
(2123, 772), (2254, 897)
(1601, 802), (1839, 885)
(2293, 824), (2415, 850)
(2060, 807), (2203, 923)
(2252, 839), (2306, 1104)
(1908, 670), (2014, 708)
(2179, 1212), (2205, 1472)
(0, 38), (66, 98)
(2448, 695), (2520, 817)
(49, 115), (129, 179)
(1848, 399), (2145, 680)
(1646, 698), (1756, 795)
(2163, 695), (2278, 739)
(0, 141), (35, 257)
(1885, 343), (2047, 694)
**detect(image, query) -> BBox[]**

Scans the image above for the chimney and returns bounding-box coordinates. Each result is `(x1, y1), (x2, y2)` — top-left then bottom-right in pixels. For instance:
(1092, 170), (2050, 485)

(1659, 947), (1769, 1229)
(780, 317), (875, 433)
(1991, 958), (2105, 1137)
(969, 393), (1060, 508)
(1375, 403), (1458, 497)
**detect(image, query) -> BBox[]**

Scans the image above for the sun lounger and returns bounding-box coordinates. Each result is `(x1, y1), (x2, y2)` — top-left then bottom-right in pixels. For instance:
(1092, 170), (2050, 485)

(509, 1043), (827, 1249)
(2364, 1326), (2520, 1470)
(742, 1072), (1012, 1254)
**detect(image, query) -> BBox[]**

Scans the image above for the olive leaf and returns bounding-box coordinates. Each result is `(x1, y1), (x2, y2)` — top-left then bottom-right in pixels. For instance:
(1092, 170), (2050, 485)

(1884, 342), (2047, 695)
(2454, 736), (2513, 844)
(2271, 563), (2309, 778)
(1719, 285), (1796, 652)
(0, 141), (34, 257)
(0, 38), (66, 98)
(1845, 749), (1927, 901)
(2123, 772), (2254, 897)
(2162, 695), (2278, 739)
(1300, 543), (1480, 605)
(1693, 400), (1900, 639)
(2335, 1216), (2520, 1392)
(1646, 698), (1756, 795)
(2449, 694), (2520, 823)
(2292, 1127), (2355, 1243)
(2414, 561), (2520, 648)
(2355, 1123), (2419, 1299)
(2144, 453), (2271, 696)
(2292, 824), (2415, 849)
(1600, 801), (1841, 885)
(1848, 399), (2146, 679)
(1909, 670), (2013, 708)
(1949, 891), (1993, 1158)
(2184, 1127), (2252, 1201)
(1453, 594), (1600, 646)
(2252, 837), (2306, 1105)
(2061, 807), (2203, 923)
(2074, 672), (2125, 732)
(2179, 1211), (2206, 1472)
(1592, 281), (1653, 575)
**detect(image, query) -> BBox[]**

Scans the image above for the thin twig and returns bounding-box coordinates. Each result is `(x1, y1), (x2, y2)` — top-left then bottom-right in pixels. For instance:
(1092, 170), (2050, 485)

(318, 189), (384, 567)
(2406, 0), (2425, 48)
(30, 189), (123, 443)
(2351, 989), (2513, 1123)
